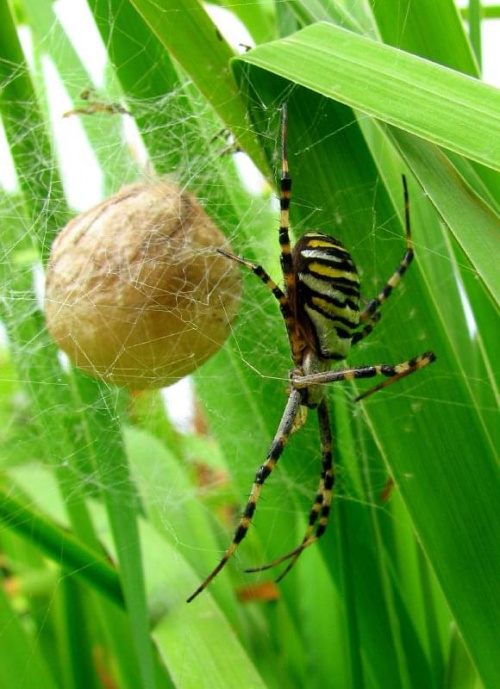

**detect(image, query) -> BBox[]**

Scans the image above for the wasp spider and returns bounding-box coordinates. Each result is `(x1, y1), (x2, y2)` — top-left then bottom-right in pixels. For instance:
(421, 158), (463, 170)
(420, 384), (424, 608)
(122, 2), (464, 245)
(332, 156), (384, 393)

(187, 105), (436, 602)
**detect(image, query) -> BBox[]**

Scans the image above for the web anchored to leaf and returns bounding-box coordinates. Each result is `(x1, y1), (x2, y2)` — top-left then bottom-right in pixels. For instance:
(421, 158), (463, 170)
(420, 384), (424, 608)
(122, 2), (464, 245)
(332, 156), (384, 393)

(0, 2), (498, 689)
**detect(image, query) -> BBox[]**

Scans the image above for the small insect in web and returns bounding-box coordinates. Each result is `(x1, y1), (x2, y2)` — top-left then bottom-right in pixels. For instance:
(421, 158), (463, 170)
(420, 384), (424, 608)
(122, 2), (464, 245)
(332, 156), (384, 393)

(187, 104), (436, 602)
(63, 87), (131, 118)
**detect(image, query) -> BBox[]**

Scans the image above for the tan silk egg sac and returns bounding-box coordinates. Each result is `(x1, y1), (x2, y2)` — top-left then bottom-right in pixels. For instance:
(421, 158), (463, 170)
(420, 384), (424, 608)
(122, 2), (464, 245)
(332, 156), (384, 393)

(45, 182), (241, 388)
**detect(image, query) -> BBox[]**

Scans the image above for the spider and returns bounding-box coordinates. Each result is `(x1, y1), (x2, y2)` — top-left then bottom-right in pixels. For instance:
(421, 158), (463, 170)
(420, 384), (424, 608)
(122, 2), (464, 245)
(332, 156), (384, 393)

(187, 104), (436, 603)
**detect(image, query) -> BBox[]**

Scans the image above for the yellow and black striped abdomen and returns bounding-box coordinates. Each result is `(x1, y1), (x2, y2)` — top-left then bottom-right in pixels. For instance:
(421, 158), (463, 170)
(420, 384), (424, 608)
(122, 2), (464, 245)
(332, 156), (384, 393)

(293, 233), (360, 361)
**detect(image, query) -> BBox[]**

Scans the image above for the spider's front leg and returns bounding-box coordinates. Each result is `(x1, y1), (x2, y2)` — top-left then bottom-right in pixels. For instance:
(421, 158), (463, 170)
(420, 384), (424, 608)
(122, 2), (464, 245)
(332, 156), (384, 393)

(187, 388), (303, 602)
(352, 311), (381, 345)
(216, 248), (303, 361)
(359, 176), (414, 325)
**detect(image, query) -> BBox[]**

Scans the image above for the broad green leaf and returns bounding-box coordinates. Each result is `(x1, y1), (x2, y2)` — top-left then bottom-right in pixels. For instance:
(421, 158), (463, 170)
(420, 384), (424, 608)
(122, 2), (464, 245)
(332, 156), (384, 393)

(389, 128), (500, 305)
(233, 22), (500, 303)
(0, 584), (58, 689)
(0, 4), (157, 687)
(370, 0), (478, 76)
(11, 465), (267, 689)
(227, 78), (499, 688)
(235, 22), (500, 171)
(128, 0), (267, 171)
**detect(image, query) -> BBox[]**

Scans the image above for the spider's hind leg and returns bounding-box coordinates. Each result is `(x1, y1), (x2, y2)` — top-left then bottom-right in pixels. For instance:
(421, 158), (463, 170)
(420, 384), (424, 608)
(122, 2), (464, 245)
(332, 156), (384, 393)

(246, 397), (334, 581)
(187, 389), (303, 602)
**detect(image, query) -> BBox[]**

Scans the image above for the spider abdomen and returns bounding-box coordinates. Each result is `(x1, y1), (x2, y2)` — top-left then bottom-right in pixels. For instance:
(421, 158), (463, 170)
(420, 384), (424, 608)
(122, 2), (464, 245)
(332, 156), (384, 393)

(293, 232), (360, 361)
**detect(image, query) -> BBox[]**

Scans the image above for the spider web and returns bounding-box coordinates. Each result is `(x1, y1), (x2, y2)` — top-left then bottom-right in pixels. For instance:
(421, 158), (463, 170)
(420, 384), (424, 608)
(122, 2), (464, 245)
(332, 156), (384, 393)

(0, 1), (498, 687)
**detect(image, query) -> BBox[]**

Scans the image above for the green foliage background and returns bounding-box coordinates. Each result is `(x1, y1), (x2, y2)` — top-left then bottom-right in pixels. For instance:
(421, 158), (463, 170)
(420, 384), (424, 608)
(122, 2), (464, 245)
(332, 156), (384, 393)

(0, 1), (498, 688)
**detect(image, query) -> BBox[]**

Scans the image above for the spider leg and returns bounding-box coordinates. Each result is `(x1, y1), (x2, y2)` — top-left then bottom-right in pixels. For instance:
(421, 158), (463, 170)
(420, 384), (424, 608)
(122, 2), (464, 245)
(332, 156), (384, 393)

(217, 250), (285, 301)
(247, 397), (334, 580)
(276, 103), (310, 364)
(354, 352), (435, 401)
(360, 176), (413, 323)
(217, 102), (294, 318)
(278, 103), (294, 294)
(217, 249), (299, 355)
(351, 312), (382, 346)
(245, 476), (324, 575)
(218, 106), (306, 365)
(187, 389), (302, 602)
(291, 351), (436, 399)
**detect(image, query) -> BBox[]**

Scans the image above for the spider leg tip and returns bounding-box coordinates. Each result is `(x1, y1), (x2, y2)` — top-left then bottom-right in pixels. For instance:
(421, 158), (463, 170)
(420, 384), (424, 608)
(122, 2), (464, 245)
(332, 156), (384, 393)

(186, 585), (204, 603)
(244, 566), (261, 574)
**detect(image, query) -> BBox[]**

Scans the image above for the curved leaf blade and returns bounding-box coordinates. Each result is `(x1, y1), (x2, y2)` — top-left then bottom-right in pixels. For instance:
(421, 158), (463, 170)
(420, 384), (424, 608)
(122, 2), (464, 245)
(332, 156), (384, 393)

(236, 22), (500, 170)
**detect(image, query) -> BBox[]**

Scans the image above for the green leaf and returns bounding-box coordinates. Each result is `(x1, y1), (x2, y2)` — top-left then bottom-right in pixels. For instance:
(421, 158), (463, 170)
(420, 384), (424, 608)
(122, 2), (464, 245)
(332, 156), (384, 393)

(233, 22), (500, 304)
(388, 128), (500, 304)
(0, 486), (124, 606)
(11, 465), (267, 689)
(23, 0), (133, 196)
(235, 22), (500, 170)
(88, 0), (190, 178)
(0, 3), (158, 686)
(0, 0), (69, 258)
(227, 81), (499, 688)
(370, 0), (479, 75)
(128, 0), (267, 171)
(0, 583), (58, 689)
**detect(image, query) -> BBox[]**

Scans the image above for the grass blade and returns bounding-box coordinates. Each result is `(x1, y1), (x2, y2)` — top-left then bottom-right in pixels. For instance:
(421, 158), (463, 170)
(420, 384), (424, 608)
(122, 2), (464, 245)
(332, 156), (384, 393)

(129, 0), (267, 171)
(0, 3), (157, 685)
(236, 22), (500, 170)
(0, 487), (123, 605)
(371, 0), (478, 75)
(227, 78), (499, 687)
(234, 22), (500, 303)
(0, 583), (58, 689)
